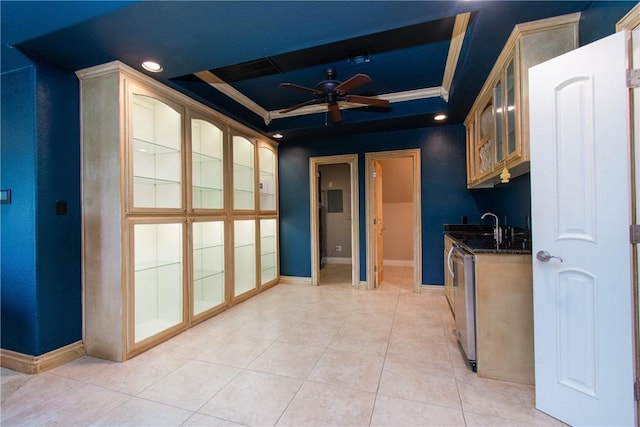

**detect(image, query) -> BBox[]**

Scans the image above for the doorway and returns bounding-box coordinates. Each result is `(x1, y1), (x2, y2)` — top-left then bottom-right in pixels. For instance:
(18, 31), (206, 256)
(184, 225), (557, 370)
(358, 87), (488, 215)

(309, 154), (360, 288)
(365, 149), (421, 292)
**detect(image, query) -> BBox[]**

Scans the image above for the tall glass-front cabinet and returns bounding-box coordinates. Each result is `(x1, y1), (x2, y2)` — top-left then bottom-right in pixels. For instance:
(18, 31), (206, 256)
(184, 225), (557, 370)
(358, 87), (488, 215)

(77, 61), (279, 361)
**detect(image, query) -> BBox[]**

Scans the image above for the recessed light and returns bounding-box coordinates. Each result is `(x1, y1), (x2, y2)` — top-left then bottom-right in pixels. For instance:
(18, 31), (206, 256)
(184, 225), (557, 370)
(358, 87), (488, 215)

(434, 113), (447, 121)
(272, 133), (284, 139)
(142, 61), (163, 73)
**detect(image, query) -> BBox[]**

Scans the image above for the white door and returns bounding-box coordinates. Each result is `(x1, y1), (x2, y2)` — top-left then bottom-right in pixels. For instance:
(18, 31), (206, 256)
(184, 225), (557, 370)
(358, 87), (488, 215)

(529, 31), (636, 426)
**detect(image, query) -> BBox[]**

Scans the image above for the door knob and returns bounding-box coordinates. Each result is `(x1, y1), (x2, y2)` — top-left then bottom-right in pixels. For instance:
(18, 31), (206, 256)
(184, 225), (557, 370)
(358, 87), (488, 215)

(536, 250), (563, 263)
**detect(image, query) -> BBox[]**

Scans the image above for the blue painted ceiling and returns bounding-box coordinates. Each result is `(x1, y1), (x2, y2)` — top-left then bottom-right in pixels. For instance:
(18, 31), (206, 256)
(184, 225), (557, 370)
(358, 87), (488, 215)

(2, 1), (632, 142)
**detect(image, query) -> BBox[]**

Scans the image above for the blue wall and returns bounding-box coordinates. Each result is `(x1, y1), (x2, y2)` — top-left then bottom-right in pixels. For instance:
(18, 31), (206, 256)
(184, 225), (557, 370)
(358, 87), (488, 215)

(1, 61), (82, 355)
(279, 125), (490, 286)
(1, 66), (39, 355)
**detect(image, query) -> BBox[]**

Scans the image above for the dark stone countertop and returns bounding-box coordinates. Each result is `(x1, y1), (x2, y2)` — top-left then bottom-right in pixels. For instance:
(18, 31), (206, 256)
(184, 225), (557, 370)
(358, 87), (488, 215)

(444, 224), (532, 255)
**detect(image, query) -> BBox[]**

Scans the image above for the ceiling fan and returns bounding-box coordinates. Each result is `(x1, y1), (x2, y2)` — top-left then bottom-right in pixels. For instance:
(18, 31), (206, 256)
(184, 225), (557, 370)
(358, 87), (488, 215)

(279, 67), (390, 123)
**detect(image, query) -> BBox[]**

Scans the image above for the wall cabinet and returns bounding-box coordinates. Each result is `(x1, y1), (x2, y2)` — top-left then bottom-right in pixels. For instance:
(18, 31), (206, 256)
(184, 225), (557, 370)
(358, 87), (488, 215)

(78, 61), (278, 362)
(465, 13), (579, 188)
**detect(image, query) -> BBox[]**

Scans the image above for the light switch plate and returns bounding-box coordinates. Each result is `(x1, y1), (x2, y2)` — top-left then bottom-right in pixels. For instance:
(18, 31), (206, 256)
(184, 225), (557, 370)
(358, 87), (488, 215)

(0, 189), (11, 204)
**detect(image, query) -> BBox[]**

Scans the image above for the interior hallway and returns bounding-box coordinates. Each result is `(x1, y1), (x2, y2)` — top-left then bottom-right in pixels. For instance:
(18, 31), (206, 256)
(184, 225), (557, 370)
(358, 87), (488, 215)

(1, 267), (560, 426)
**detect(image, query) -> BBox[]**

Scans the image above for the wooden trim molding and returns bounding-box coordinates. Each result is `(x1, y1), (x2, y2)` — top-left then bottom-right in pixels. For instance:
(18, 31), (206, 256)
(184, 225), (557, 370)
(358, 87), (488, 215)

(617, 2), (640, 31)
(442, 12), (472, 98)
(1, 341), (84, 374)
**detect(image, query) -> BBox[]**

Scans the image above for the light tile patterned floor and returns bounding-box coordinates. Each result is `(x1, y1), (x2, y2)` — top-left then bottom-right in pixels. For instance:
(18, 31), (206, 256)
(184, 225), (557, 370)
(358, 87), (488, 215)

(1, 267), (562, 426)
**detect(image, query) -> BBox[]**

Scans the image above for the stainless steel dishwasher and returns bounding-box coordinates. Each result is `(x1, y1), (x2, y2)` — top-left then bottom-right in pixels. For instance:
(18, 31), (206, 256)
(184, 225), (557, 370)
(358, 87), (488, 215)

(451, 243), (477, 371)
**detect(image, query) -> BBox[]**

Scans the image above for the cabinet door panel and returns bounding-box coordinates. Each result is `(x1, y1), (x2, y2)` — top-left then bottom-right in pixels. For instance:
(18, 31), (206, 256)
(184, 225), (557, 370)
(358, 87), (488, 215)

(133, 222), (184, 343)
(506, 59), (517, 156)
(132, 94), (182, 209)
(234, 219), (256, 296)
(233, 136), (255, 210)
(192, 220), (225, 315)
(260, 218), (278, 284)
(493, 79), (504, 164)
(192, 119), (224, 210)
(259, 147), (276, 211)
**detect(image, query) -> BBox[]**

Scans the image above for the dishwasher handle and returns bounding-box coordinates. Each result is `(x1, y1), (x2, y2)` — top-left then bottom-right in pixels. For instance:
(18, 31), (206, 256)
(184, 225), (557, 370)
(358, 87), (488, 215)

(447, 246), (455, 276)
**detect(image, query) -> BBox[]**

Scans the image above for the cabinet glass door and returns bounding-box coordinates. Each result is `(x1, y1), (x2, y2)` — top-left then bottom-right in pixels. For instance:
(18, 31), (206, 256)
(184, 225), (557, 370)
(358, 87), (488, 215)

(132, 95), (182, 209)
(192, 119), (223, 210)
(260, 219), (277, 284)
(133, 222), (183, 343)
(259, 147), (276, 211)
(505, 59), (517, 156)
(477, 101), (494, 176)
(233, 219), (256, 297)
(493, 79), (504, 164)
(233, 136), (255, 210)
(192, 220), (225, 315)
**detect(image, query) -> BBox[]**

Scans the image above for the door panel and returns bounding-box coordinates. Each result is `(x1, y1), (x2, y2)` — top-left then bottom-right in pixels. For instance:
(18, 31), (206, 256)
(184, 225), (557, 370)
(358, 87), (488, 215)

(529, 31), (635, 426)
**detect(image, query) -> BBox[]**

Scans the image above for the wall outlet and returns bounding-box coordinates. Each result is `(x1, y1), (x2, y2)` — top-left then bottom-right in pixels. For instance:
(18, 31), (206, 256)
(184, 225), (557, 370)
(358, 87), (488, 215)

(335, 245), (342, 252)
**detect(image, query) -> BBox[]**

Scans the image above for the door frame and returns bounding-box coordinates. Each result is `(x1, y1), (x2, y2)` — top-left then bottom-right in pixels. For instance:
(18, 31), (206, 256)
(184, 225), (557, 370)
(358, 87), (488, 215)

(309, 154), (359, 288)
(618, 6), (640, 420)
(365, 149), (422, 292)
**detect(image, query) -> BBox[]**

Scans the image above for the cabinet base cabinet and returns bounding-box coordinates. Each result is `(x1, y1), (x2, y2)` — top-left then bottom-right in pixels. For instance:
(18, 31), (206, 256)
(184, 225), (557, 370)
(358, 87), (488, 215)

(475, 254), (534, 385)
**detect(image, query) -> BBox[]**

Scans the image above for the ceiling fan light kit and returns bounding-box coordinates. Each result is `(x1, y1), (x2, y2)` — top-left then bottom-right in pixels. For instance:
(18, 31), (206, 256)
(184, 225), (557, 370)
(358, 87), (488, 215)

(279, 67), (390, 123)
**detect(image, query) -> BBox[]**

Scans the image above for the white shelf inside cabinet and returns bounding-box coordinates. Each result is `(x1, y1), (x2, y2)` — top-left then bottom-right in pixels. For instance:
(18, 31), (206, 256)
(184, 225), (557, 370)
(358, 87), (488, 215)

(192, 152), (223, 209)
(134, 261), (182, 343)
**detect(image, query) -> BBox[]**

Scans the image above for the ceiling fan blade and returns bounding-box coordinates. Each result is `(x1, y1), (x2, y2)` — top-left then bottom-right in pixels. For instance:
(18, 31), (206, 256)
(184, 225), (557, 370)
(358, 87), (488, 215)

(328, 103), (342, 123)
(280, 82), (324, 96)
(335, 73), (371, 94)
(346, 95), (390, 108)
(279, 99), (321, 114)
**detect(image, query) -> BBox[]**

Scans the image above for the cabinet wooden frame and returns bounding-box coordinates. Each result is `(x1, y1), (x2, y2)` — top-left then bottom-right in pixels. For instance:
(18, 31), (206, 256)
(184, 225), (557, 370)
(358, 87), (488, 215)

(78, 61), (279, 361)
(465, 12), (580, 188)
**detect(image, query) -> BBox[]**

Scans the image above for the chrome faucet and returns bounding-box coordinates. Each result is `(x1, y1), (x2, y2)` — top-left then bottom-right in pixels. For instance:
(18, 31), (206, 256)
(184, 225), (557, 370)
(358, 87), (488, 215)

(481, 212), (501, 248)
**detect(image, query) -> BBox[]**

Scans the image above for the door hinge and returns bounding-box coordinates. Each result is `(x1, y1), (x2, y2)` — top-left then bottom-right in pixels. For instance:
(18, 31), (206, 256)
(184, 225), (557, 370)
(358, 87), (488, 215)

(374, 265), (378, 272)
(630, 224), (640, 244)
(635, 379), (640, 401)
(372, 171), (377, 178)
(627, 69), (640, 88)
(373, 218), (377, 225)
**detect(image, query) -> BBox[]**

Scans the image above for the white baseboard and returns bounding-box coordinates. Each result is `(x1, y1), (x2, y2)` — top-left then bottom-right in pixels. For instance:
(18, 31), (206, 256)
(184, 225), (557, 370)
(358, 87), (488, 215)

(383, 259), (415, 267)
(421, 284), (445, 295)
(322, 257), (352, 265)
(278, 276), (312, 286)
(1, 341), (84, 374)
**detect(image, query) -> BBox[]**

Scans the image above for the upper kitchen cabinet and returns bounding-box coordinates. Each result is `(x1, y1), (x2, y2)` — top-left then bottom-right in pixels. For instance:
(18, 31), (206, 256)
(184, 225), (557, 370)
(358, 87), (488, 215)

(77, 61), (279, 361)
(465, 13), (579, 188)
